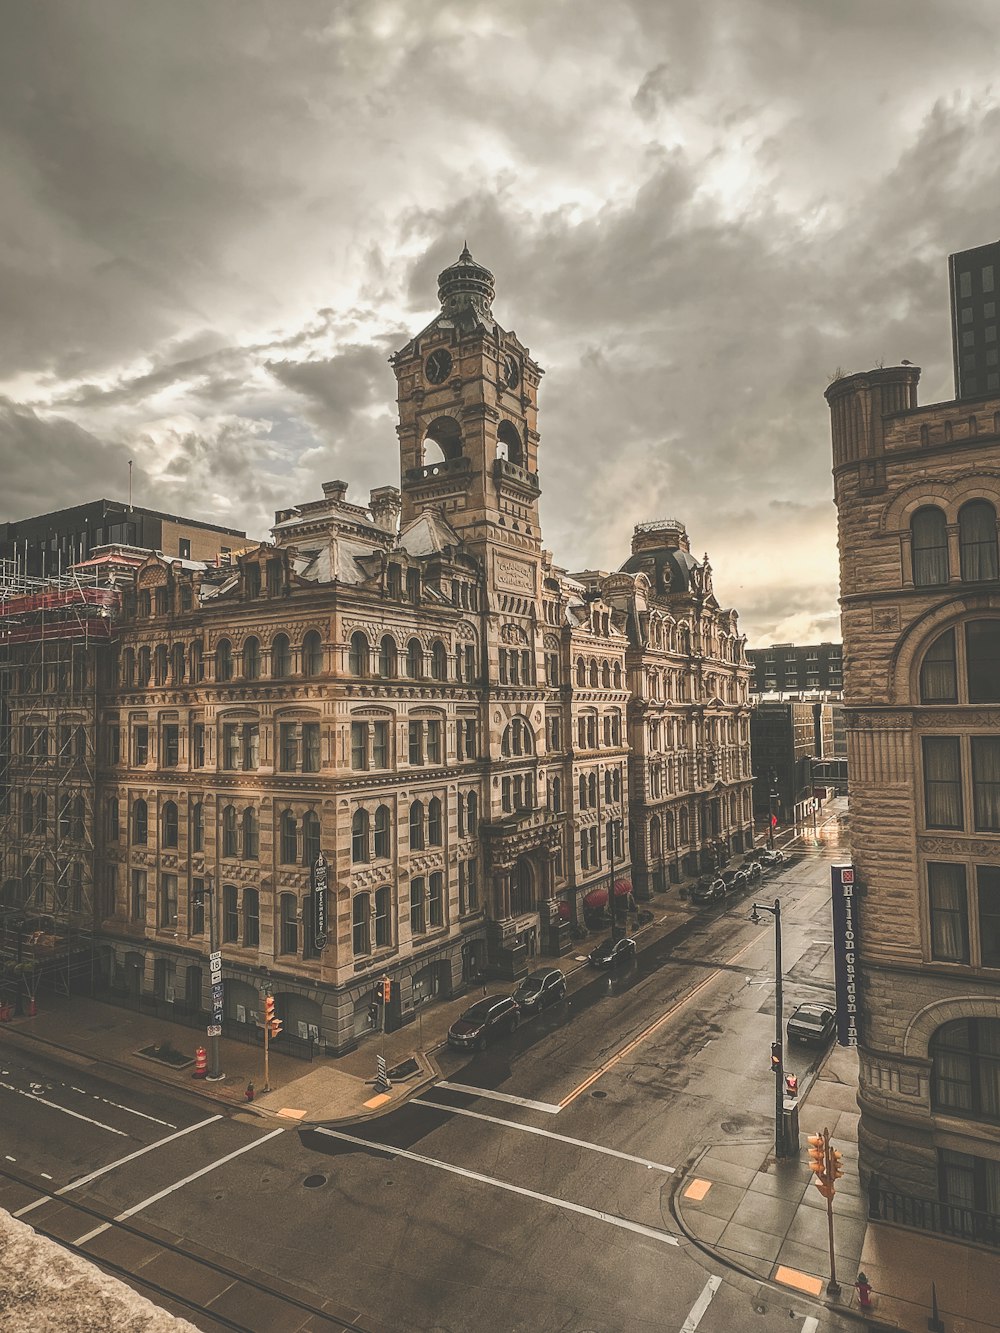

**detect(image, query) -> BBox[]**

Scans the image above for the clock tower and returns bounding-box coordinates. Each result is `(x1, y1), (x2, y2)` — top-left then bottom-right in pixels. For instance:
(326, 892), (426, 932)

(390, 247), (544, 599)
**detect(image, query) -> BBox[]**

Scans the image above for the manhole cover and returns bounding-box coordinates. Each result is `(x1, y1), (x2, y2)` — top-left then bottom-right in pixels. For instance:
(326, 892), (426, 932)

(303, 1174), (327, 1189)
(591, 1090), (608, 1099)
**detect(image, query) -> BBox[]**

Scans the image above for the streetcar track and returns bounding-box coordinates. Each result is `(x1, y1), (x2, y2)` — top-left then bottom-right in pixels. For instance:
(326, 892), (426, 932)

(0, 1163), (367, 1333)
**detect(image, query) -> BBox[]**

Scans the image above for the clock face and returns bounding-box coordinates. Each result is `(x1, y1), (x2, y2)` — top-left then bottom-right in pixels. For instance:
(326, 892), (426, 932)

(425, 348), (453, 385)
(502, 354), (520, 389)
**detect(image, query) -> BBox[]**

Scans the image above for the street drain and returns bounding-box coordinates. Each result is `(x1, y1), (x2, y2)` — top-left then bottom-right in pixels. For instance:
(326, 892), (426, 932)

(591, 1090), (607, 1099)
(303, 1174), (327, 1189)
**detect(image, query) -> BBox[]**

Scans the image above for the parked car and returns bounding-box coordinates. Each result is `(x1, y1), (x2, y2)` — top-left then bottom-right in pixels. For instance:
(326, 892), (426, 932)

(512, 968), (566, 1014)
(588, 936), (637, 969)
(742, 859), (763, 881)
(755, 848), (786, 867)
(721, 868), (748, 893)
(447, 995), (520, 1050)
(786, 1002), (836, 1045)
(691, 876), (726, 904)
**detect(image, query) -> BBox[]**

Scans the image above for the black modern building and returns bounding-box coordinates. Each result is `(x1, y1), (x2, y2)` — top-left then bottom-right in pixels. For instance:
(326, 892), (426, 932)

(949, 238), (1000, 400)
(747, 641), (842, 695)
(0, 500), (247, 577)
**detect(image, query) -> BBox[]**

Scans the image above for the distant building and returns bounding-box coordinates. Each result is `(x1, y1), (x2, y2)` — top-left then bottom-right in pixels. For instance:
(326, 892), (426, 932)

(747, 642), (842, 695)
(749, 700), (837, 829)
(0, 500), (248, 576)
(949, 239), (1000, 400)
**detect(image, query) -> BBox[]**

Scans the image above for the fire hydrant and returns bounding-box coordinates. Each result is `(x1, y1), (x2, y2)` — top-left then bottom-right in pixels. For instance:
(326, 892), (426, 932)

(244, 1081), (255, 1103)
(855, 1272), (873, 1310)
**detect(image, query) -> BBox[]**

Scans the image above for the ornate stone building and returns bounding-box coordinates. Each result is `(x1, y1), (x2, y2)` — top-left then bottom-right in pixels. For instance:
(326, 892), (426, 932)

(3, 250), (752, 1055)
(827, 364), (1000, 1229)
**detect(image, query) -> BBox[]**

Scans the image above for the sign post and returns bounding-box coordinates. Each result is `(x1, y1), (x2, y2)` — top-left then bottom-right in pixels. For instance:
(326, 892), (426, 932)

(831, 864), (859, 1047)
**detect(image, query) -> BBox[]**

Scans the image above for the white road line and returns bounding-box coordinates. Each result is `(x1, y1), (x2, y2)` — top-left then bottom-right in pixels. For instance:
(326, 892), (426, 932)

(1, 1081), (127, 1137)
(73, 1127), (284, 1246)
(413, 1098), (675, 1173)
(40, 1172), (52, 1180)
(680, 1275), (721, 1331)
(5, 1155), (15, 1162)
(435, 1081), (562, 1115)
(800, 1318), (818, 1333)
(316, 1127), (679, 1246)
(91, 1095), (176, 1129)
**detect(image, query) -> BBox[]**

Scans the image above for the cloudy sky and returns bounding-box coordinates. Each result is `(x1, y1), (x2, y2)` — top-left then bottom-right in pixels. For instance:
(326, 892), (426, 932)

(2, 1), (999, 644)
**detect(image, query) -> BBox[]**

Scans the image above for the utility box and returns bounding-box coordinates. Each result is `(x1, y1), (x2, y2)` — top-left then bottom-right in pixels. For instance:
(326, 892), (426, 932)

(782, 1097), (800, 1153)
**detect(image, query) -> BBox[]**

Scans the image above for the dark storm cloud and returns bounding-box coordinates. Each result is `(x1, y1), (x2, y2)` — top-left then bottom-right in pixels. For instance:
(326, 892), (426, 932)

(2, 0), (1000, 639)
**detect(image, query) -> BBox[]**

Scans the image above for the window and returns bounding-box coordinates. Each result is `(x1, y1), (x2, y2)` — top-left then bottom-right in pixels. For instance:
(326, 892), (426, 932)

(923, 737), (963, 829)
(912, 507), (949, 586)
(131, 869), (147, 921)
(967, 621), (1000, 703)
(280, 811), (297, 864)
(243, 722), (259, 771)
(242, 807), (259, 860)
(280, 894), (298, 954)
(302, 722), (320, 772)
(223, 885), (239, 942)
(352, 808), (370, 862)
(931, 1018), (1000, 1124)
(466, 790), (478, 835)
(410, 878), (425, 933)
(429, 871), (444, 927)
(351, 721), (368, 770)
(408, 721), (423, 765)
(216, 639), (233, 681)
(243, 888), (259, 948)
(243, 637), (261, 679)
(161, 723), (179, 767)
(154, 644), (168, 685)
(375, 886), (391, 947)
(266, 559), (283, 596)
(302, 810), (321, 866)
(191, 722), (205, 767)
(302, 630), (323, 676)
(979, 865), (1000, 969)
(280, 722), (298, 772)
(373, 721), (389, 768)
(134, 724), (149, 766)
(460, 859), (478, 913)
(427, 719), (442, 764)
(159, 874), (178, 928)
(409, 801), (424, 850)
(959, 501), (999, 582)
(428, 796), (443, 845)
(272, 633), (291, 677)
(379, 636), (397, 678)
(938, 1148), (1000, 1224)
(133, 799), (148, 845)
(106, 796), (119, 842)
(431, 641), (447, 681)
(920, 629), (957, 703)
(223, 722), (240, 770)
(349, 632), (370, 676)
(190, 878), (205, 935)
(353, 893), (371, 954)
(222, 805), (238, 858)
(374, 805), (391, 859)
(407, 638), (423, 679)
(162, 800), (179, 849)
(972, 737), (1000, 832)
(928, 863), (970, 962)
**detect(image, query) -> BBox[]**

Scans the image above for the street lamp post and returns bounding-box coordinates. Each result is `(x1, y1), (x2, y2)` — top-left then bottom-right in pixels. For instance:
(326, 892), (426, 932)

(201, 876), (224, 1082)
(607, 816), (623, 941)
(750, 898), (785, 1159)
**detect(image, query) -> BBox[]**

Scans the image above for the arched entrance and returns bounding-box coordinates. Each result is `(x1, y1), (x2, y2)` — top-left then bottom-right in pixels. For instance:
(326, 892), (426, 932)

(511, 857), (534, 916)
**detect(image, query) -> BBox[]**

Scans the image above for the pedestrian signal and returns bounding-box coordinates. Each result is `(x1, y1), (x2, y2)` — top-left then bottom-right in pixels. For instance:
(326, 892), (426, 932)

(382, 976), (391, 1004)
(784, 1072), (798, 1096)
(770, 1041), (782, 1073)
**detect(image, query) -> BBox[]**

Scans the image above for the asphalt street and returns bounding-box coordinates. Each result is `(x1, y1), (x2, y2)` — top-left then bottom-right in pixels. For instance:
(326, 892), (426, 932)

(1, 821), (862, 1332)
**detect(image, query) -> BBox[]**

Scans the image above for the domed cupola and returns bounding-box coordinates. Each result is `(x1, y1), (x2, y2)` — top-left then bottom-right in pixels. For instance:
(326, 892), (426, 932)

(437, 244), (495, 321)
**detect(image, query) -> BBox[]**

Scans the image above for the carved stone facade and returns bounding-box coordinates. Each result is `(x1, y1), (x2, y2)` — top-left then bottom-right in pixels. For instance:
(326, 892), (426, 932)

(827, 364), (1000, 1218)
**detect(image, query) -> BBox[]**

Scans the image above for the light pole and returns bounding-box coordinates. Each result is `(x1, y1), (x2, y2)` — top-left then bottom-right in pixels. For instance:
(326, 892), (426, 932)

(607, 816), (623, 941)
(750, 898), (785, 1159)
(200, 875), (224, 1081)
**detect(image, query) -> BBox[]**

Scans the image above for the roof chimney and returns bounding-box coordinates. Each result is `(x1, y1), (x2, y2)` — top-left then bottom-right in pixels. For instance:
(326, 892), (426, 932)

(322, 480), (349, 503)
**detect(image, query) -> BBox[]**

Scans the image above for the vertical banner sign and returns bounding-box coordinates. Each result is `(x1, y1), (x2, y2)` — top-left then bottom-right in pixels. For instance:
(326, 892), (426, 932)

(312, 851), (328, 951)
(831, 864), (858, 1047)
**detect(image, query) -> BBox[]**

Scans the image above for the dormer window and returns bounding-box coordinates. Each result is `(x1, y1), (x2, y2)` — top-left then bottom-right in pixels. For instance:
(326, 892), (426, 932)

(245, 565), (261, 597)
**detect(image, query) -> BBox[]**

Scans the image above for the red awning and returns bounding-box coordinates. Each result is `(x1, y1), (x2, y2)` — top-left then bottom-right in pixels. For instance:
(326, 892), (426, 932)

(583, 881), (633, 910)
(556, 900), (571, 921)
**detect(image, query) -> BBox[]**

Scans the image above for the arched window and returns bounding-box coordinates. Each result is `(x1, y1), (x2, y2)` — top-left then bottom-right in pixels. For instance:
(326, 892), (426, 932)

(279, 894), (298, 955)
(912, 506), (949, 586)
(409, 800), (425, 851)
(243, 636), (261, 679)
(576, 658), (586, 687)
(352, 808), (370, 863)
(431, 641), (448, 681)
(959, 500), (999, 582)
(349, 632), (370, 676)
(161, 800), (178, 848)
(22, 791), (33, 834)
(501, 716), (534, 757)
(613, 662), (623, 689)
(133, 799), (148, 845)
(407, 638), (424, 678)
(34, 792), (47, 834)
(496, 419), (524, 466)
(601, 661), (611, 689)
(578, 774), (587, 808)
(379, 636), (398, 678)
(189, 640), (203, 682)
(374, 805), (391, 859)
(589, 660), (599, 687)
(920, 629), (957, 703)
(919, 621), (1000, 704)
(121, 647), (135, 688)
(243, 888), (260, 948)
(428, 796), (443, 845)
(375, 885), (391, 947)
(302, 630), (323, 676)
(153, 644), (168, 686)
(272, 633), (291, 677)
(302, 810), (321, 865)
(650, 814), (662, 860)
(190, 801), (203, 853)
(679, 807), (689, 843)
(216, 639), (232, 681)
(279, 810), (298, 864)
(242, 807), (259, 860)
(466, 790), (478, 835)
(221, 805), (238, 857)
(931, 1018), (1000, 1123)
(588, 772), (598, 807)
(137, 646), (151, 686)
(352, 893), (371, 955)
(171, 642), (185, 684)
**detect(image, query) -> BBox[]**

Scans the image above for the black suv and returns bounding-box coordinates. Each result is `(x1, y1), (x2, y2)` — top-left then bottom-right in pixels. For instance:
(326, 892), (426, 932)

(691, 876), (726, 904)
(512, 968), (566, 1014)
(447, 995), (520, 1050)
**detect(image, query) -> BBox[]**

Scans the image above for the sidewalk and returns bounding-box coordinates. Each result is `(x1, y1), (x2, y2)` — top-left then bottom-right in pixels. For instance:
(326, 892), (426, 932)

(673, 1043), (1000, 1332)
(0, 886), (698, 1127)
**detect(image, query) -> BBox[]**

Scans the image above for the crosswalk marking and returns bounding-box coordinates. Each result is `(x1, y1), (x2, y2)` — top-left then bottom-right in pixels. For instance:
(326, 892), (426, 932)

(413, 1097), (675, 1173)
(680, 1275), (721, 1331)
(317, 1127), (680, 1245)
(435, 1080), (562, 1114)
(800, 1318), (819, 1333)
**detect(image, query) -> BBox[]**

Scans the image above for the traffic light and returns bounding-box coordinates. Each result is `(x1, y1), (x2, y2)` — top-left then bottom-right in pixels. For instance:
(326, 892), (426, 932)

(382, 976), (391, 1004)
(264, 994), (282, 1038)
(807, 1133), (827, 1177)
(770, 1041), (782, 1073)
(829, 1148), (844, 1181)
(784, 1072), (798, 1096)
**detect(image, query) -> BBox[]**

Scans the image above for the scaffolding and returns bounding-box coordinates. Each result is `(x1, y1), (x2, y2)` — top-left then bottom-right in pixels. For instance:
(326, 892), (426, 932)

(0, 553), (122, 1006)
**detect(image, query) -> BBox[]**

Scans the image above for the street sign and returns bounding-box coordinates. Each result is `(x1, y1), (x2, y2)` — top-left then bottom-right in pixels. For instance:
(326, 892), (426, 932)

(831, 864), (859, 1047)
(312, 852), (329, 952)
(211, 983), (224, 1003)
(207, 1024), (222, 1037)
(210, 950), (222, 964)
(374, 1055), (391, 1093)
